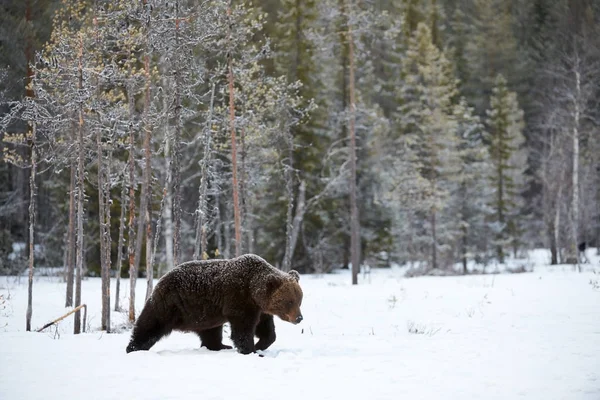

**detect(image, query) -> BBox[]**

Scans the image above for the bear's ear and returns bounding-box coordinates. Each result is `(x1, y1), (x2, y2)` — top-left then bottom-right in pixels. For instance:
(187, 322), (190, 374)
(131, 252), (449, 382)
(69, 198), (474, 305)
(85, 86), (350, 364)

(289, 270), (300, 282)
(266, 274), (282, 294)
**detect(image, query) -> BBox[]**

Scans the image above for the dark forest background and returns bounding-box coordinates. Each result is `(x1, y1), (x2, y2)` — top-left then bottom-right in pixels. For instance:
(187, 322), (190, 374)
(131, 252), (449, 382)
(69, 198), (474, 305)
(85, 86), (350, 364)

(1, 0), (599, 282)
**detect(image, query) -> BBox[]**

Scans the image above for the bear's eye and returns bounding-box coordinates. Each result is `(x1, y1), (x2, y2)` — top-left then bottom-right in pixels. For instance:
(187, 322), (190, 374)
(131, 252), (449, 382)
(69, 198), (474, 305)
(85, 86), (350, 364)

(287, 300), (293, 307)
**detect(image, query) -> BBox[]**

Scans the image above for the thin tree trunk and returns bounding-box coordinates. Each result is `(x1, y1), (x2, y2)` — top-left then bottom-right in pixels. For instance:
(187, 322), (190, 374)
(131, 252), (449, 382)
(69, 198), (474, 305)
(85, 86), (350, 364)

(163, 157), (175, 271)
(65, 159), (76, 307)
(283, 181), (306, 271)
(246, 196), (255, 254)
(97, 114), (110, 332)
(114, 179), (126, 311)
(195, 83), (216, 260)
(460, 184), (468, 273)
(462, 227), (468, 274)
(431, 207), (438, 270)
(496, 137), (505, 264)
(172, 1), (183, 265)
(24, 0), (35, 331)
(283, 129), (295, 272)
(127, 83), (138, 323)
(145, 207), (153, 301)
(552, 166), (564, 265)
(554, 191), (561, 264)
(597, 180), (600, 256)
(227, 3), (242, 257)
(571, 69), (580, 270)
(26, 127), (36, 331)
(345, 5), (360, 285)
(215, 189), (223, 257)
(162, 95), (174, 272)
(339, 0), (349, 270)
(159, 56), (174, 273)
(104, 147), (113, 325)
(239, 126), (246, 254)
(74, 34), (85, 335)
(141, 53), (154, 301)
(224, 207), (232, 259)
(151, 185), (167, 278)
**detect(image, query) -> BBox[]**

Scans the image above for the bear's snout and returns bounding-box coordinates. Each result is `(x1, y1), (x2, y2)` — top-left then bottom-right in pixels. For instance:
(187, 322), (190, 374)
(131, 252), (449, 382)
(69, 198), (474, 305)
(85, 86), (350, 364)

(295, 314), (303, 324)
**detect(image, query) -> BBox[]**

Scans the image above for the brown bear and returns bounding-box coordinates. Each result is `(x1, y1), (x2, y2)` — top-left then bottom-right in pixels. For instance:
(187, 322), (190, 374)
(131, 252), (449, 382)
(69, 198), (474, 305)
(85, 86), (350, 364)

(126, 254), (303, 355)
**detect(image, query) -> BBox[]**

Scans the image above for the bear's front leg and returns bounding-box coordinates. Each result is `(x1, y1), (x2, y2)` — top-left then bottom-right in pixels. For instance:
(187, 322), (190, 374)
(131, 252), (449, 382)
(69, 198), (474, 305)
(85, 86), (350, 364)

(255, 313), (276, 351)
(229, 317), (257, 355)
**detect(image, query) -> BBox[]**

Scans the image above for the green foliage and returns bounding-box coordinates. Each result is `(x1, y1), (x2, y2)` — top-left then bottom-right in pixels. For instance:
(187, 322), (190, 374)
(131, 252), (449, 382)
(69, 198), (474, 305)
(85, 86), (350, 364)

(485, 74), (526, 262)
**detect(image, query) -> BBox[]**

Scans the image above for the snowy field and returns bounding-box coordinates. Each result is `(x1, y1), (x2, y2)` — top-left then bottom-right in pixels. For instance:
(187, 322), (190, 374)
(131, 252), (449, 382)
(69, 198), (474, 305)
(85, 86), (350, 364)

(1, 250), (599, 400)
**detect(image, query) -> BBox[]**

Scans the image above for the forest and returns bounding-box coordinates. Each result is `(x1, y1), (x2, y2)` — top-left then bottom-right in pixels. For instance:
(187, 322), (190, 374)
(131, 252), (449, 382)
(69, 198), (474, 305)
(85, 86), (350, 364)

(1, 0), (599, 332)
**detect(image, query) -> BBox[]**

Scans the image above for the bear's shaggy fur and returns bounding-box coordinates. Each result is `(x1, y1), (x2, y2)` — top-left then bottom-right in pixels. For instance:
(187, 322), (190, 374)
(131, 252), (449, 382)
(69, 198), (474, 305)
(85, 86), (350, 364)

(126, 254), (303, 355)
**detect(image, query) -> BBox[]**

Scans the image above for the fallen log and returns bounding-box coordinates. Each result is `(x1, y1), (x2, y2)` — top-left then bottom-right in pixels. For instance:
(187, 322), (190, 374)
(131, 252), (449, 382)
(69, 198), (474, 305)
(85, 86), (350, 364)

(36, 304), (87, 333)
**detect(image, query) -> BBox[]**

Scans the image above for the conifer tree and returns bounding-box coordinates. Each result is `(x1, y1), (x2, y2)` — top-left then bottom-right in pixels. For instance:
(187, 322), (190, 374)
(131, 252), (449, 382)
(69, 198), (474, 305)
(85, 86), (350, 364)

(452, 98), (491, 272)
(485, 74), (526, 263)
(394, 23), (461, 270)
(463, 0), (520, 113)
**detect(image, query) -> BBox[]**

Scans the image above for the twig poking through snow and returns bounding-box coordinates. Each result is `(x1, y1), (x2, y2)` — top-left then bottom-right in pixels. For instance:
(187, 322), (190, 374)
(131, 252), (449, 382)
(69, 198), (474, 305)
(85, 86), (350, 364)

(406, 320), (441, 336)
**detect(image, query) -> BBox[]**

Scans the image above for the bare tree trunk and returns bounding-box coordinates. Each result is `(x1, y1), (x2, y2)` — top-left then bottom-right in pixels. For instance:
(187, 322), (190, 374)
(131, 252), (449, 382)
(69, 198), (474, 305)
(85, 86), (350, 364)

(554, 185), (562, 264)
(227, 4), (242, 257)
(339, 0), (349, 271)
(162, 90), (174, 272)
(462, 227), (468, 274)
(158, 56), (174, 273)
(345, 5), (360, 285)
(172, 1), (183, 265)
(65, 159), (76, 307)
(26, 127), (37, 331)
(239, 126), (247, 254)
(283, 130), (296, 272)
(141, 54), (153, 301)
(283, 181), (306, 271)
(195, 83), (216, 261)
(549, 209), (558, 265)
(151, 185), (168, 278)
(97, 114), (110, 332)
(114, 180), (126, 311)
(145, 207), (153, 301)
(597, 181), (600, 256)
(74, 34), (85, 335)
(224, 207), (232, 259)
(246, 197), (255, 254)
(127, 83), (138, 323)
(496, 144), (505, 264)
(104, 148), (113, 328)
(431, 207), (438, 270)
(24, 0), (36, 331)
(571, 69), (580, 271)
(215, 189), (223, 257)
(163, 145), (174, 270)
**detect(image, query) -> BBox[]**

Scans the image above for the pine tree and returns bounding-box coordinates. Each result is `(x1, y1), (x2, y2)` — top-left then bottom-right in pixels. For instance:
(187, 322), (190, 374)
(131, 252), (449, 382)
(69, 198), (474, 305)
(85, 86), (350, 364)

(393, 23), (462, 270)
(452, 98), (491, 272)
(463, 0), (520, 113)
(485, 74), (526, 263)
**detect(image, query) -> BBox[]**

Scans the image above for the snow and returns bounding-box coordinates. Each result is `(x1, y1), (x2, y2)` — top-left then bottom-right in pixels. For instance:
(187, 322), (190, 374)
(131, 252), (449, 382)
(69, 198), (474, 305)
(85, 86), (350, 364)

(1, 250), (599, 400)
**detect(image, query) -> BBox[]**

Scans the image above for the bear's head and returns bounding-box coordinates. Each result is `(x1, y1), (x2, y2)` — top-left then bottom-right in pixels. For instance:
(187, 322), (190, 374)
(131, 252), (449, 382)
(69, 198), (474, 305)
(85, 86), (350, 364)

(266, 271), (303, 324)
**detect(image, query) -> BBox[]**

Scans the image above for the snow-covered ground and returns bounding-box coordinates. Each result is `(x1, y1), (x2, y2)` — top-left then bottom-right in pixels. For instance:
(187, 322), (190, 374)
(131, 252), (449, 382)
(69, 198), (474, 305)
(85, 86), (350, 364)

(1, 250), (599, 400)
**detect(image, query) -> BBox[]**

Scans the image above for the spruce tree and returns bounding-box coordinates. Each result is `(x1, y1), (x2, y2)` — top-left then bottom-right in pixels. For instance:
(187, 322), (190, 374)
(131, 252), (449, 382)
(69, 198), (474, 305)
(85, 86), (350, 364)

(485, 74), (526, 263)
(394, 23), (461, 270)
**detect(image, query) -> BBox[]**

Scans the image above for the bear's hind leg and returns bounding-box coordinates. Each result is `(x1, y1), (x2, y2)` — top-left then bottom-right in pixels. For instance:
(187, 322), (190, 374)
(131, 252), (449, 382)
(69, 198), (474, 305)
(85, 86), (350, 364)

(254, 313), (276, 351)
(197, 326), (232, 351)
